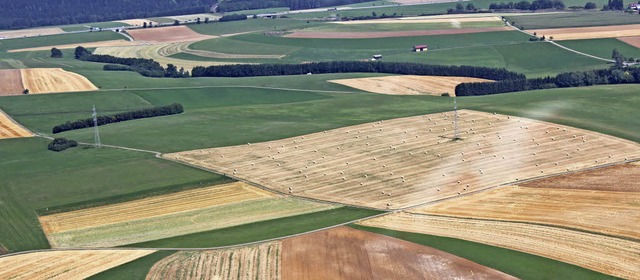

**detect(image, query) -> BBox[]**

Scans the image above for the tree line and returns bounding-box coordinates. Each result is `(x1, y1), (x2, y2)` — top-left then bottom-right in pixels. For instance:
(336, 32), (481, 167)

(0, 0), (211, 30)
(489, 0), (565, 10)
(217, 0), (375, 13)
(52, 103), (184, 134)
(455, 67), (640, 96)
(191, 61), (525, 80)
(219, 14), (248, 22)
(75, 46), (189, 78)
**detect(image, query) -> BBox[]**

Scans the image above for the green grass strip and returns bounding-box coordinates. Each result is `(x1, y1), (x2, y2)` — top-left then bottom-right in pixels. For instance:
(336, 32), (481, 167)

(87, 251), (175, 280)
(350, 224), (618, 280)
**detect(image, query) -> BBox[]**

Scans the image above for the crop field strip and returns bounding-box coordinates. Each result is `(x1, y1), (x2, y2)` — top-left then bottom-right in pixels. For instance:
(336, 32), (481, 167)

(617, 36), (640, 48)
(39, 182), (337, 247)
(281, 226), (517, 280)
(0, 69), (24, 96)
(413, 185), (640, 239)
(0, 27), (64, 39)
(147, 242), (280, 280)
(328, 75), (493, 96)
(520, 163), (640, 192)
(0, 109), (33, 139)
(332, 15), (504, 25)
(530, 24), (640, 40)
(0, 249), (156, 280)
(167, 110), (640, 210)
(7, 40), (140, 53)
(126, 25), (215, 43)
(20, 68), (98, 94)
(358, 213), (640, 279)
(284, 26), (512, 39)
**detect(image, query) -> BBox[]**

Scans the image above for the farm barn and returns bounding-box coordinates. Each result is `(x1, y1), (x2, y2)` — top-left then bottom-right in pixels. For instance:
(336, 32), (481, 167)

(414, 44), (428, 52)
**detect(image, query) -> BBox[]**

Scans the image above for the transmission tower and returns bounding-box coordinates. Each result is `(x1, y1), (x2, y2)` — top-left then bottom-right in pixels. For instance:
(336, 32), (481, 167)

(453, 97), (460, 140)
(92, 105), (101, 148)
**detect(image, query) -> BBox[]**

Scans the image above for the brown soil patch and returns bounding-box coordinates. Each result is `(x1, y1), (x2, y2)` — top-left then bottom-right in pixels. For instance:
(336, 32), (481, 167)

(329, 75), (492, 96)
(617, 36), (640, 48)
(167, 110), (640, 210)
(520, 163), (640, 192)
(147, 242), (280, 280)
(0, 27), (64, 39)
(414, 185), (640, 239)
(0, 69), (24, 96)
(127, 26), (215, 43)
(8, 40), (140, 53)
(530, 24), (640, 40)
(0, 249), (155, 279)
(282, 226), (516, 280)
(285, 26), (511, 38)
(0, 109), (33, 139)
(20, 68), (98, 94)
(360, 214), (640, 279)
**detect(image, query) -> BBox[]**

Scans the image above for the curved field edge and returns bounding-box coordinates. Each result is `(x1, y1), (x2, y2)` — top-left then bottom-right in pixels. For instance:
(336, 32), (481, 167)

(122, 207), (382, 248)
(87, 251), (175, 280)
(350, 225), (617, 280)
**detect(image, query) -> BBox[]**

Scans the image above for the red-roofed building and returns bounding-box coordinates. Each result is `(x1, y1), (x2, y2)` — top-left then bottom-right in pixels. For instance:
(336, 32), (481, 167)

(413, 45), (428, 52)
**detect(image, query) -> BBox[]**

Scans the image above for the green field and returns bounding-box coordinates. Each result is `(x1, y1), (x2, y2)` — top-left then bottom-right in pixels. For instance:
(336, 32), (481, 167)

(351, 225), (617, 279)
(504, 11), (640, 29)
(0, 31), (127, 52)
(87, 251), (175, 280)
(558, 38), (640, 60)
(188, 18), (323, 36)
(301, 20), (505, 32)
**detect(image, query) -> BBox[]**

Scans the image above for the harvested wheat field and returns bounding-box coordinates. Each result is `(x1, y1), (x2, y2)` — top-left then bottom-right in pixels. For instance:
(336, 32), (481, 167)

(530, 24), (640, 40)
(0, 27), (64, 39)
(39, 182), (336, 247)
(0, 69), (24, 96)
(8, 40), (139, 53)
(617, 36), (640, 48)
(0, 109), (33, 139)
(164, 14), (220, 23)
(520, 163), (640, 192)
(20, 68), (98, 94)
(285, 27), (511, 38)
(359, 213), (640, 279)
(147, 242), (280, 280)
(413, 185), (640, 239)
(0, 249), (155, 280)
(127, 26), (214, 43)
(334, 15), (502, 24)
(116, 19), (157, 27)
(94, 43), (242, 70)
(282, 226), (516, 280)
(166, 110), (640, 210)
(329, 75), (492, 96)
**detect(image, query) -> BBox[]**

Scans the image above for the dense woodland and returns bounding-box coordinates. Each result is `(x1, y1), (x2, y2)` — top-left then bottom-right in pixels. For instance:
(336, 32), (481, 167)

(217, 0), (375, 12)
(0, 0), (211, 30)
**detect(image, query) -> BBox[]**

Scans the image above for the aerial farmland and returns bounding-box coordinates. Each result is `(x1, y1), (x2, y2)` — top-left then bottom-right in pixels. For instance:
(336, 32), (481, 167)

(0, 0), (639, 279)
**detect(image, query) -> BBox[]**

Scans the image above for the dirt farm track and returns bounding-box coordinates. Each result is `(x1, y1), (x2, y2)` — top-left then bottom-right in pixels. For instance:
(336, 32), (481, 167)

(167, 110), (640, 210)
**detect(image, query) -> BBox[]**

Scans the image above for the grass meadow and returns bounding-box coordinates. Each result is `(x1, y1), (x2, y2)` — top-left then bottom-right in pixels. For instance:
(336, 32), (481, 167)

(504, 11), (640, 29)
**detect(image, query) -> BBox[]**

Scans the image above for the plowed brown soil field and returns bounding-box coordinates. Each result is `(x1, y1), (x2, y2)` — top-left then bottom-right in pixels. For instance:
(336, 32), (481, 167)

(127, 26), (214, 43)
(167, 110), (640, 210)
(530, 24), (640, 40)
(521, 163), (640, 192)
(329, 75), (492, 96)
(147, 242), (280, 280)
(0, 109), (33, 139)
(21, 68), (98, 94)
(617, 36), (640, 48)
(0, 69), (24, 96)
(359, 213), (640, 279)
(285, 27), (511, 38)
(0, 249), (155, 280)
(413, 185), (640, 239)
(282, 226), (516, 280)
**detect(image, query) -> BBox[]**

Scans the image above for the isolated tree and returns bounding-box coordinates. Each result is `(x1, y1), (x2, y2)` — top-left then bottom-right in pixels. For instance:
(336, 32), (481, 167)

(143, 22), (147, 28)
(50, 47), (63, 58)
(456, 3), (464, 11)
(22, 89), (29, 94)
(173, 20), (180, 26)
(372, 11), (377, 17)
(148, 22), (153, 28)
(252, 14), (258, 19)
(74, 46), (90, 59)
(196, 17), (201, 24)
(204, 17), (209, 24)
(584, 2), (597, 9)
(466, 3), (476, 10)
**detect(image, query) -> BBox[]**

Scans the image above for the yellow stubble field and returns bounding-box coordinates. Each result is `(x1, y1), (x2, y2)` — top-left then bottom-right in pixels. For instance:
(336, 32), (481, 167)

(0, 109), (33, 139)
(329, 75), (493, 96)
(20, 68), (98, 94)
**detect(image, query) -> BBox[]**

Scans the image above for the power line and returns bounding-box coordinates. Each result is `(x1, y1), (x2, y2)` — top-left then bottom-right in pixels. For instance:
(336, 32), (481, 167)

(92, 105), (101, 148)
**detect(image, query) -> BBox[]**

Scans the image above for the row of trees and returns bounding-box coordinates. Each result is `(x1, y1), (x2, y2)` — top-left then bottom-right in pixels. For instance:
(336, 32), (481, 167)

(216, 0), (374, 12)
(219, 14), (248, 22)
(455, 68), (640, 96)
(75, 46), (189, 78)
(52, 103), (184, 134)
(191, 61), (525, 80)
(0, 0), (211, 30)
(47, 138), (78, 152)
(489, 0), (565, 10)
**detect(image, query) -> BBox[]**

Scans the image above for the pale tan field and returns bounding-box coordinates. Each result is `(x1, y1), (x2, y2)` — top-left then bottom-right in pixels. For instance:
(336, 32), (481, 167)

(359, 213), (640, 279)
(617, 36), (640, 48)
(116, 19), (157, 27)
(167, 110), (640, 210)
(329, 75), (492, 96)
(8, 40), (139, 53)
(0, 27), (64, 39)
(413, 185), (640, 239)
(164, 13), (220, 22)
(127, 25), (214, 43)
(39, 182), (336, 247)
(147, 242), (280, 280)
(20, 68), (98, 94)
(530, 24), (640, 40)
(93, 43), (243, 70)
(334, 15), (502, 24)
(0, 250), (155, 280)
(0, 109), (33, 139)
(0, 69), (24, 96)
(391, 0), (469, 4)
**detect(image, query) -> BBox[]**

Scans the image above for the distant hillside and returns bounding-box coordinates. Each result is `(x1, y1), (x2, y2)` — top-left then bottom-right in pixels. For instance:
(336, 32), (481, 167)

(0, 0), (213, 30)
(217, 0), (376, 13)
